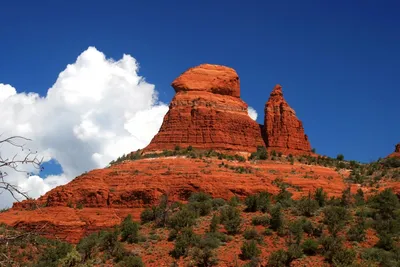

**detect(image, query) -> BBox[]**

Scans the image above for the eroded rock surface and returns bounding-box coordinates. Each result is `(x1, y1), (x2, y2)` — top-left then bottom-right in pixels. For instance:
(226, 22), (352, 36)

(264, 84), (312, 155)
(145, 64), (265, 153)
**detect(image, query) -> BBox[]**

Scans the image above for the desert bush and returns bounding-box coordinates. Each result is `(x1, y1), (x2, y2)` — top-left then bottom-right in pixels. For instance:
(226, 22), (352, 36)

(249, 146), (268, 160)
(209, 214), (220, 233)
(168, 208), (197, 230)
(270, 204), (284, 231)
(347, 217), (367, 242)
(332, 248), (356, 267)
(58, 248), (82, 267)
(275, 186), (293, 207)
(243, 228), (263, 243)
(301, 239), (318, 255)
(228, 196), (240, 207)
(296, 194), (319, 217)
(170, 228), (200, 258)
(244, 192), (271, 212)
(288, 219), (304, 245)
(267, 249), (289, 267)
(251, 215), (270, 226)
(36, 241), (72, 267)
(240, 240), (261, 260)
(189, 246), (218, 267)
(323, 206), (350, 236)
(369, 188), (399, 220)
(118, 255), (144, 267)
(211, 198), (226, 209)
(121, 214), (140, 244)
(219, 205), (242, 235)
(319, 235), (344, 262)
(140, 208), (155, 223)
(354, 188), (365, 206)
(77, 232), (100, 261)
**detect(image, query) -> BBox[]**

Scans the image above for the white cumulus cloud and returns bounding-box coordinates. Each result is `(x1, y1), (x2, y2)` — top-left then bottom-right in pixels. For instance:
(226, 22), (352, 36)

(0, 47), (168, 208)
(248, 106), (258, 121)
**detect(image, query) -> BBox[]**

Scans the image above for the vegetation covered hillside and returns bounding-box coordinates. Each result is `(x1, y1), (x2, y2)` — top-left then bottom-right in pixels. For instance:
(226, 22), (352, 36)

(1, 185), (400, 266)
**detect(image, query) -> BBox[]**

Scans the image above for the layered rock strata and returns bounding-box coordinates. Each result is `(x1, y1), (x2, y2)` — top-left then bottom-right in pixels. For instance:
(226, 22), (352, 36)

(145, 64), (265, 153)
(264, 84), (312, 155)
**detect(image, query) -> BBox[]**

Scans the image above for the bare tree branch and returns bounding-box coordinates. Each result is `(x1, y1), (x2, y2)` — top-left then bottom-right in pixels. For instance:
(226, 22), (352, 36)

(0, 135), (44, 202)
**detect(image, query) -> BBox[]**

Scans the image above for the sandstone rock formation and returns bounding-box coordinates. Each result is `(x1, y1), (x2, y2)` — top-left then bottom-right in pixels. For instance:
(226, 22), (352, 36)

(264, 84), (312, 155)
(144, 64), (265, 153)
(388, 143), (400, 158)
(0, 157), (348, 243)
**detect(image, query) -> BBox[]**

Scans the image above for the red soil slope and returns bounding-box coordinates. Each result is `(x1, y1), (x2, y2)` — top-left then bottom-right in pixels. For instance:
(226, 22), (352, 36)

(0, 157), (354, 243)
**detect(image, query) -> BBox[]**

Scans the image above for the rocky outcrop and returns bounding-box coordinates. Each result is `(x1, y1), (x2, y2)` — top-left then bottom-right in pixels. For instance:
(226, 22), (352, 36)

(264, 84), (312, 155)
(144, 64), (265, 153)
(0, 157), (348, 243)
(388, 143), (400, 158)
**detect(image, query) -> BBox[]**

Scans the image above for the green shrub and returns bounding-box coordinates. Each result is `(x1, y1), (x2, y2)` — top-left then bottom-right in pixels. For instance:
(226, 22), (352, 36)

(168, 208), (197, 230)
(140, 208), (155, 223)
(170, 228), (200, 258)
(58, 248), (82, 267)
(77, 232), (99, 260)
(244, 192), (271, 213)
(270, 204), (284, 231)
(188, 246), (218, 267)
(228, 196), (240, 207)
(168, 229), (178, 241)
(361, 247), (398, 267)
(354, 188), (365, 206)
(369, 188), (399, 220)
(249, 146), (268, 160)
(120, 215), (140, 244)
(336, 154), (344, 161)
(240, 240), (261, 260)
(319, 235), (344, 262)
(267, 249), (289, 267)
(251, 215), (270, 226)
(275, 186), (293, 207)
(243, 228), (262, 243)
(340, 187), (352, 207)
(347, 217), (367, 242)
(301, 239), (318, 255)
(118, 255), (144, 267)
(332, 248), (356, 267)
(302, 219), (314, 236)
(219, 206), (242, 235)
(376, 232), (395, 251)
(36, 241), (72, 267)
(288, 219), (304, 245)
(287, 244), (303, 261)
(323, 206), (350, 236)
(209, 214), (220, 233)
(296, 194), (319, 217)
(211, 198), (226, 209)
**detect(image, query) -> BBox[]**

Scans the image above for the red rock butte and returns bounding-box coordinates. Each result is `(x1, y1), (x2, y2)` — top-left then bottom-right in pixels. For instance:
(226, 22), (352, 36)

(145, 64), (312, 155)
(388, 143), (400, 158)
(144, 64), (265, 153)
(264, 84), (312, 154)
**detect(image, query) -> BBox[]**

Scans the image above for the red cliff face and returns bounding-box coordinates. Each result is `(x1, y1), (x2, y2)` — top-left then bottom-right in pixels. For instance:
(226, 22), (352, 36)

(144, 64), (265, 153)
(388, 143), (400, 158)
(264, 84), (312, 155)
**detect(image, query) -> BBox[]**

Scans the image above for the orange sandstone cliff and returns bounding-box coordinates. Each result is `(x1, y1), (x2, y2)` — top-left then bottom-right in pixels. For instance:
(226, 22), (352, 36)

(144, 64), (265, 153)
(264, 84), (312, 155)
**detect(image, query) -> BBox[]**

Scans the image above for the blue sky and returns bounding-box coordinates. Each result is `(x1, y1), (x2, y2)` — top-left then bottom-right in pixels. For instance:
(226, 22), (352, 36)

(1, 0), (399, 174)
